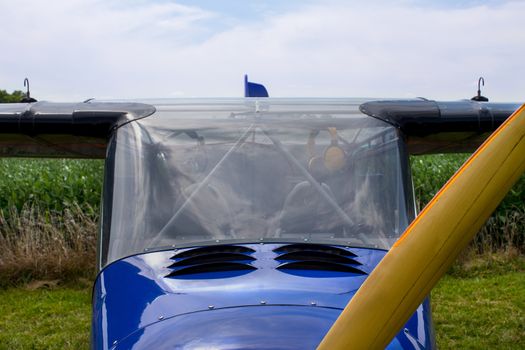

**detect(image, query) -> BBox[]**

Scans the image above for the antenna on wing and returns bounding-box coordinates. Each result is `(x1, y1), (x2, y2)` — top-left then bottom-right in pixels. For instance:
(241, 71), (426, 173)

(471, 77), (488, 102)
(20, 78), (37, 103)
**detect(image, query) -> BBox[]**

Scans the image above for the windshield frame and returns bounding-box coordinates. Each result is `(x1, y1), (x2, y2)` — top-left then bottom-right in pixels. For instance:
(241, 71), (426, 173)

(98, 99), (416, 268)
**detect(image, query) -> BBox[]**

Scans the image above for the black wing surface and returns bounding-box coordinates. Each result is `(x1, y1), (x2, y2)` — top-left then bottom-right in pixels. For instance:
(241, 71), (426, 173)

(360, 99), (522, 154)
(0, 99), (521, 157)
(0, 101), (155, 158)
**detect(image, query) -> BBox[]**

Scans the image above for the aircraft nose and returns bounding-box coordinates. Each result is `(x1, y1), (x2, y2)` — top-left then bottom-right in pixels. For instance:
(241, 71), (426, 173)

(112, 305), (339, 349)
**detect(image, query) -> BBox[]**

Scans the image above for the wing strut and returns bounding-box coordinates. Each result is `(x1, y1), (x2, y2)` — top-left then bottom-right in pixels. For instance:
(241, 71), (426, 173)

(317, 104), (525, 349)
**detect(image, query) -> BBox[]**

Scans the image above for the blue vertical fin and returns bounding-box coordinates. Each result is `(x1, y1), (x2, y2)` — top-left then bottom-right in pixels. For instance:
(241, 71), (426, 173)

(244, 75), (269, 97)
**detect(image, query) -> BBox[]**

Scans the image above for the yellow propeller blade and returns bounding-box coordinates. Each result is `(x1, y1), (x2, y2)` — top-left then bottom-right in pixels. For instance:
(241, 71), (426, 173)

(317, 104), (525, 350)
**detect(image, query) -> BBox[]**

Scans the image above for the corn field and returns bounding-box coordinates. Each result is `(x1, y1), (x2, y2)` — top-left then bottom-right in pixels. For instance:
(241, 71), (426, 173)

(0, 156), (523, 286)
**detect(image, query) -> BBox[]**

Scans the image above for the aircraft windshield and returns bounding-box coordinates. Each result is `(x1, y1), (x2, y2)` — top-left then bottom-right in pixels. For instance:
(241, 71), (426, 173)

(102, 99), (414, 266)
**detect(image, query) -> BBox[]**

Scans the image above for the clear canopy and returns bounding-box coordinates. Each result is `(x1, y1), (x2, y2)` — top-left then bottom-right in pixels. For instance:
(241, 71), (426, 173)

(102, 99), (415, 266)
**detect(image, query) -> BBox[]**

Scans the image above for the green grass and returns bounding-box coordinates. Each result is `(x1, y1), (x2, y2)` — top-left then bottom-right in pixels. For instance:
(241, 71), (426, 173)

(0, 151), (523, 348)
(433, 273), (525, 349)
(0, 261), (523, 349)
(0, 283), (91, 350)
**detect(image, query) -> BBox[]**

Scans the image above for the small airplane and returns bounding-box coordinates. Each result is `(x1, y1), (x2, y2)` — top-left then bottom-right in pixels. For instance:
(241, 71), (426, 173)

(0, 76), (523, 349)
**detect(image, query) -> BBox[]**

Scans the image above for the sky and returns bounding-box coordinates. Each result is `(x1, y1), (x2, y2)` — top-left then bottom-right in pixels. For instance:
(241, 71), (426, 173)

(0, 0), (523, 101)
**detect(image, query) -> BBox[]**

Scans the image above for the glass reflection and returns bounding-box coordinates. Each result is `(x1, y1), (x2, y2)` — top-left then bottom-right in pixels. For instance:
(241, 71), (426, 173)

(105, 105), (411, 265)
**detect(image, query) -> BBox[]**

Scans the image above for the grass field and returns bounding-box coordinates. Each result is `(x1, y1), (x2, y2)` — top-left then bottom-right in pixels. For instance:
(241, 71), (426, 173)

(433, 272), (524, 349)
(0, 282), (91, 350)
(434, 254), (525, 349)
(0, 154), (523, 349)
(0, 256), (522, 349)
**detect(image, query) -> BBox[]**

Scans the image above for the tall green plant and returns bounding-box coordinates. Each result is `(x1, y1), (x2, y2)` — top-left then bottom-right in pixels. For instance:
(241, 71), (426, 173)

(0, 159), (104, 217)
(411, 154), (525, 252)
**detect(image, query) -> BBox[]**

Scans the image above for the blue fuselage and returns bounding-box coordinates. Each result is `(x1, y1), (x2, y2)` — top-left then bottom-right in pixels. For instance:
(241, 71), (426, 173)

(92, 244), (433, 349)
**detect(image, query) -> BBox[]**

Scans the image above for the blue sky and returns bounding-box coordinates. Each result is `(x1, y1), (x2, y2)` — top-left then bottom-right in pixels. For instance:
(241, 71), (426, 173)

(0, 0), (523, 101)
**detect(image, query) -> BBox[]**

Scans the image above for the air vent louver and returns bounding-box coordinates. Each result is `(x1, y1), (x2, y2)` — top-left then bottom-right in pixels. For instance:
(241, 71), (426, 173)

(166, 245), (256, 278)
(169, 252), (255, 268)
(171, 245), (255, 259)
(274, 243), (357, 257)
(274, 244), (366, 275)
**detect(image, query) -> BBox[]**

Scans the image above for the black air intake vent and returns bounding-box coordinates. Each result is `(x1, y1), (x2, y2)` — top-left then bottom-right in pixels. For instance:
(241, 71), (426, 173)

(166, 245), (256, 278)
(274, 244), (366, 275)
(274, 243), (358, 257)
(171, 245), (255, 259)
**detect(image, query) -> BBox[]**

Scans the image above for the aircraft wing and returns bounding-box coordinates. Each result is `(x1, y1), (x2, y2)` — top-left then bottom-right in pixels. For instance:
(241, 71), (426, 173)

(0, 99), (521, 158)
(360, 99), (522, 154)
(0, 101), (155, 158)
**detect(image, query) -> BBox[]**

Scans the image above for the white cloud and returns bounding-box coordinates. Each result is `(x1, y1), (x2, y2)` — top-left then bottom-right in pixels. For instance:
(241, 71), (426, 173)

(0, 0), (523, 101)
